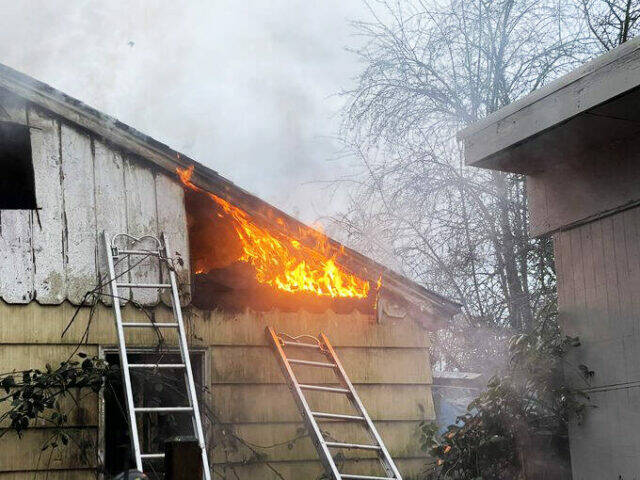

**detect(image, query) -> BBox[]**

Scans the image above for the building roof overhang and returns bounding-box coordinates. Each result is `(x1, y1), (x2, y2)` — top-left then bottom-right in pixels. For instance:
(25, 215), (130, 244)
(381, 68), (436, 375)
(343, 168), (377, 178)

(457, 37), (640, 174)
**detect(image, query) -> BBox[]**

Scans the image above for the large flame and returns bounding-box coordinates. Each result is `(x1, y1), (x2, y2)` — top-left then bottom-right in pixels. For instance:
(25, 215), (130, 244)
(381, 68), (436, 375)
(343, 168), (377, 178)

(177, 165), (370, 298)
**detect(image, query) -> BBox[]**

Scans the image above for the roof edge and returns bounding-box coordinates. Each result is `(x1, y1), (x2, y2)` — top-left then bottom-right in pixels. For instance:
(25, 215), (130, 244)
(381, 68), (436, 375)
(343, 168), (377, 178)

(0, 63), (462, 317)
(457, 36), (640, 142)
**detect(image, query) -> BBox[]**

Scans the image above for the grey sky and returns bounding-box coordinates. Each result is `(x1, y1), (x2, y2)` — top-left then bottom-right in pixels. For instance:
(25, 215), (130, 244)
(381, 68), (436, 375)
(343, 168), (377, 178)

(1, 0), (367, 223)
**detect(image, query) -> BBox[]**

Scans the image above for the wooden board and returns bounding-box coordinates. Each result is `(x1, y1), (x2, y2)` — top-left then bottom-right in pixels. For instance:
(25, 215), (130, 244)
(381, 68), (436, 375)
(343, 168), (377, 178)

(210, 420), (423, 464)
(0, 95), (33, 304)
(0, 303), (429, 349)
(0, 471), (95, 480)
(29, 108), (65, 304)
(60, 124), (97, 305)
(210, 384), (435, 423)
(93, 141), (129, 305)
(0, 343), (98, 371)
(124, 155), (160, 305)
(0, 428), (97, 472)
(210, 345), (431, 385)
(210, 457), (426, 479)
(155, 171), (191, 305)
(192, 308), (430, 348)
(0, 210), (33, 303)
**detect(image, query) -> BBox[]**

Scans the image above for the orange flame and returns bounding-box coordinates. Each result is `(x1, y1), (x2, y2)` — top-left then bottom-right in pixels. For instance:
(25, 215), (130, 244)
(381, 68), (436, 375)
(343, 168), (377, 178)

(177, 166), (370, 298)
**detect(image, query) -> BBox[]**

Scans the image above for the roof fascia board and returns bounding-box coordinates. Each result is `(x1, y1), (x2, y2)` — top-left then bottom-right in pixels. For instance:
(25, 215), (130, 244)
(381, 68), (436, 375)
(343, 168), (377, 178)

(457, 37), (640, 167)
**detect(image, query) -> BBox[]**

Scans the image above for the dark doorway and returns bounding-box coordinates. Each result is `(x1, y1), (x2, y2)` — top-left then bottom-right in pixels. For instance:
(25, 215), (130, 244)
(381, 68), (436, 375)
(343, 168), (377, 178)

(0, 121), (36, 209)
(103, 351), (205, 480)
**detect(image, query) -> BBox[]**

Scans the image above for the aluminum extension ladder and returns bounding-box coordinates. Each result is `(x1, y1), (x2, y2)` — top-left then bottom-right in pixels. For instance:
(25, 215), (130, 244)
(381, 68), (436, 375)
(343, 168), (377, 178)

(104, 232), (211, 480)
(266, 326), (403, 480)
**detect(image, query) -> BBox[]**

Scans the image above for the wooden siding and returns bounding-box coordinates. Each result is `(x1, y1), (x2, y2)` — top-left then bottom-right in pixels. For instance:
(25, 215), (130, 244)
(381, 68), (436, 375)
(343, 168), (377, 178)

(554, 205), (640, 478)
(0, 302), (435, 478)
(527, 142), (640, 236)
(0, 95), (190, 306)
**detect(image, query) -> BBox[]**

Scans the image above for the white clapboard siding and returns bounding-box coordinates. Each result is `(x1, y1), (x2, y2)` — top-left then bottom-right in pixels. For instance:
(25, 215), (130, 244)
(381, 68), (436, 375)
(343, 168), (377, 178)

(29, 108), (65, 304)
(94, 141), (129, 305)
(61, 124), (97, 305)
(124, 156), (160, 305)
(0, 93), (33, 303)
(155, 171), (191, 305)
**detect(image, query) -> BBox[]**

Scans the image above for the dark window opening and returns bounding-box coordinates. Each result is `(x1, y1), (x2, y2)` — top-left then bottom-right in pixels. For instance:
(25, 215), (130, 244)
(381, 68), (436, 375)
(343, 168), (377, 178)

(103, 351), (205, 480)
(0, 121), (36, 209)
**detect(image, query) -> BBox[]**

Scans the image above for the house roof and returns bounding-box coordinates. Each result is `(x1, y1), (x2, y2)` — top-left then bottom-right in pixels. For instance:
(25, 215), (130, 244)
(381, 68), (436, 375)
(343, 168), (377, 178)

(457, 37), (640, 174)
(0, 62), (460, 320)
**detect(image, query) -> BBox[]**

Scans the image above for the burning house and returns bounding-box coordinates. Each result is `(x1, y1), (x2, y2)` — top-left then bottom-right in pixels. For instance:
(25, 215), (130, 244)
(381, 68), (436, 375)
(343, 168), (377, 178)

(0, 63), (460, 479)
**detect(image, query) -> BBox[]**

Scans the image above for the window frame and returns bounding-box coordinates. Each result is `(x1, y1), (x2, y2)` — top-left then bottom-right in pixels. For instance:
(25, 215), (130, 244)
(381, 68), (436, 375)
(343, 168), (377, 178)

(97, 345), (210, 479)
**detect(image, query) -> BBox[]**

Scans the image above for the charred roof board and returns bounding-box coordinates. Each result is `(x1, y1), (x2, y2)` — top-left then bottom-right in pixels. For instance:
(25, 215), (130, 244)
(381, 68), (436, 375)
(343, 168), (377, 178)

(0, 62), (460, 319)
(457, 37), (640, 175)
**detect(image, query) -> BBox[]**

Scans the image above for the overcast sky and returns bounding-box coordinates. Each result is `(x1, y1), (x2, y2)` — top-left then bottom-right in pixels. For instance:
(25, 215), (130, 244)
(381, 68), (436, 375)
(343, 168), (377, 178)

(1, 1), (368, 224)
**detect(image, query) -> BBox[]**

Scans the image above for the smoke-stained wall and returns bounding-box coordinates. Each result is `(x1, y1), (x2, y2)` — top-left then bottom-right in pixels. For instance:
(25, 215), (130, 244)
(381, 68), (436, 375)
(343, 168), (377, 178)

(0, 79), (447, 479)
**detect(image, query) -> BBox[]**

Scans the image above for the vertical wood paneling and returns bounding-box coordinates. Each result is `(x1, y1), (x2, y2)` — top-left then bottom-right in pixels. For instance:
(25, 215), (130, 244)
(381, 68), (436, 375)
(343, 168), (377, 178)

(555, 231), (574, 334)
(570, 228), (586, 338)
(29, 109), (65, 304)
(94, 141), (129, 305)
(589, 220), (609, 340)
(627, 208), (640, 337)
(0, 94), (33, 303)
(0, 211), (33, 303)
(155, 172), (190, 305)
(124, 156), (160, 305)
(601, 216), (621, 336)
(556, 207), (640, 477)
(61, 125), (97, 305)
(612, 213), (632, 337)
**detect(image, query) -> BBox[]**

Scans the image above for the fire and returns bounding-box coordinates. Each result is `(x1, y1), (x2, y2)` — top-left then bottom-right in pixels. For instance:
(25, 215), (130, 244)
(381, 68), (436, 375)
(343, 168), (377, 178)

(177, 165), (370, 298)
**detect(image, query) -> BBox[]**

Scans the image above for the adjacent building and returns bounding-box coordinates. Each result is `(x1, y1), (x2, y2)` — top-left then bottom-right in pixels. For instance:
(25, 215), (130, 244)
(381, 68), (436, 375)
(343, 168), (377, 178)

(459, 37), (640, 479)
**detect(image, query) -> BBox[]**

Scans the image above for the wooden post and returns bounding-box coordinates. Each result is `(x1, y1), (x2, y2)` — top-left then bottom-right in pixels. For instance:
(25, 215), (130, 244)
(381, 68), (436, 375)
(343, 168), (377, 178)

(164, 436), (203, 480)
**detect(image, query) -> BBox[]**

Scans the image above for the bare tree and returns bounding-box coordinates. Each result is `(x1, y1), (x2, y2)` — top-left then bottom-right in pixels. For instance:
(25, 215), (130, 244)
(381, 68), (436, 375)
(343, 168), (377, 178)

(580, 0), (640, 50)
(332, 0), (599, 371)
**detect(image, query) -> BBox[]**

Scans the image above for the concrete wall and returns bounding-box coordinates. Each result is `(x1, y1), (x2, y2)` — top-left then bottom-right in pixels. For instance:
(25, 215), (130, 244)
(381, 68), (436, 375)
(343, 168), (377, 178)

(0, 302), (435, 479)
(554, 205), (640, 478)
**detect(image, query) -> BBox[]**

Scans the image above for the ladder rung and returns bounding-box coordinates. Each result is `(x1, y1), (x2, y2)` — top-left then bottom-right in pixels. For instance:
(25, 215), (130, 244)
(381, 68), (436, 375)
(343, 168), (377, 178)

(121, 322), (179, 328)
(116, 283), (171, 288)
(141, 453), (165, 460)
(341, 475), (396, 480)
(129, 363), (186, 369)
(289, 358), (337, 368)
(299, 384), (350, 394)
(135, 406), (193, 413)
(325, 441), (381, 451)
(117, 249), (161, 256)
(281, 340), (321, 349)
(311, 411), (365, 421)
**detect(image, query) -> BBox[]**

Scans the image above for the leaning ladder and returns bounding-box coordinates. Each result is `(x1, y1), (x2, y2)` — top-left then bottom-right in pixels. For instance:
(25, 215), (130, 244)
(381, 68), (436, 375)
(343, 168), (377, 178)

(104, 232), (211, 480)
(266, 326), (403, 480)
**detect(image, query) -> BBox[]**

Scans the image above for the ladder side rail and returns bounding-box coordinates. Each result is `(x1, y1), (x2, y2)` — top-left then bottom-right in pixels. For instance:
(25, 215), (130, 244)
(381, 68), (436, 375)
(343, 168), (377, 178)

(319, 333), (403, 480)
(266, 327), (343, 480)
(104, 231), (144, 471)
(162, 233), (212, 480)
